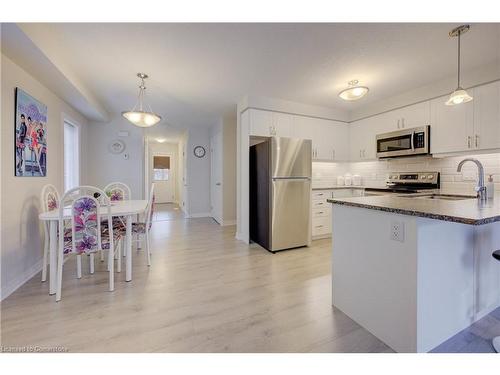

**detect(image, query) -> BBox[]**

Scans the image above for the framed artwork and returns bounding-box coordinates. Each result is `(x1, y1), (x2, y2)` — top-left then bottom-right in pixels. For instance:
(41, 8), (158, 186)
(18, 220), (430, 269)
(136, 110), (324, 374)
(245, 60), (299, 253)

(15, 88), (48, 177)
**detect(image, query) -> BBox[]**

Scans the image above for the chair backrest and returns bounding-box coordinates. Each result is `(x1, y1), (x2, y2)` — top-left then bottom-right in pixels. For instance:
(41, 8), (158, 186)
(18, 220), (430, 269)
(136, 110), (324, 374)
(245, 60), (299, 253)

(40, 184), (60, 212)
(59, 186), (113, 255)
(104, 182), (131, 202)
(145, 184), (156, 231)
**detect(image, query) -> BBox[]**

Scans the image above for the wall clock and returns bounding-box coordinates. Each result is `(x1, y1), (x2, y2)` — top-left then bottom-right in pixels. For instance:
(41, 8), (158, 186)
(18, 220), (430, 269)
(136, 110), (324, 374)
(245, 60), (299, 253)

(109, 139), (125, 154)
(193, 146), (206, 158)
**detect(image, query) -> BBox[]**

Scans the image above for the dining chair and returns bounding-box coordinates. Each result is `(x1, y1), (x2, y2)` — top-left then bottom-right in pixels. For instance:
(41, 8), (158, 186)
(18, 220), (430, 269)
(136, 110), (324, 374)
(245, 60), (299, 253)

(104, 182), (131, 202)
(117, 184), (155, 266)
(56, 186), (123, 302)
(40, 184), (60, 282)
(103, 182), (131, 260)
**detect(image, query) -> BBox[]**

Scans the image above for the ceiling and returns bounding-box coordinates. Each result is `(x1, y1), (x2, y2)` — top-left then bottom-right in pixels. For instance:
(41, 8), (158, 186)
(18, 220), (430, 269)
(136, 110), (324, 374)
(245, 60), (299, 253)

(14, 23), (500, 127)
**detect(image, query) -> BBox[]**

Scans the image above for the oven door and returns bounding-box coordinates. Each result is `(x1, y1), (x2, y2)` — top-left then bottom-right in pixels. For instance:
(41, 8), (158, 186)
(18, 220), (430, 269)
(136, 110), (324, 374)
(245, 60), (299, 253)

(376, 126), (429, 158)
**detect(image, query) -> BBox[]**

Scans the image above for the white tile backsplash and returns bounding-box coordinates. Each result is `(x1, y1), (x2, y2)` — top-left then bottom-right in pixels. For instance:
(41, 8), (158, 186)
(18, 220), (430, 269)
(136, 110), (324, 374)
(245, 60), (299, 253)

(312, 153), (500, 195)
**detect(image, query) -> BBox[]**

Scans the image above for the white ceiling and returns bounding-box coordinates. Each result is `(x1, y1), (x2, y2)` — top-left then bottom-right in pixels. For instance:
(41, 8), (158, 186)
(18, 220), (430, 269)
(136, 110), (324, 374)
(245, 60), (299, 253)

(15, 23), (500, 127)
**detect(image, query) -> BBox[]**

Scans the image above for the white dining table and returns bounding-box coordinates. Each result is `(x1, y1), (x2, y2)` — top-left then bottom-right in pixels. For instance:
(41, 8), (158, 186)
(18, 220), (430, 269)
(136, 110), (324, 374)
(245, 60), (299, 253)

(39, 199), (148, 295)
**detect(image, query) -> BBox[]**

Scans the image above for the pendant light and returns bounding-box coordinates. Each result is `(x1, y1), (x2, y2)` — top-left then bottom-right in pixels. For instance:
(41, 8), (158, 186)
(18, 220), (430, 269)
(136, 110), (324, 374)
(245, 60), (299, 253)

(122, 73), (162, 127)
(338, 80), (369, 101)
(446, 25), (473, 106)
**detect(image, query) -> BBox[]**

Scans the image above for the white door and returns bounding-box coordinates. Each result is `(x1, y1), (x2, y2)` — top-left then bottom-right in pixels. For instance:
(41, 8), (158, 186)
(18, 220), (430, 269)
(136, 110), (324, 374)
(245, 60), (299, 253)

(152, 153), (175, 203)
(210, 132), (223, 224)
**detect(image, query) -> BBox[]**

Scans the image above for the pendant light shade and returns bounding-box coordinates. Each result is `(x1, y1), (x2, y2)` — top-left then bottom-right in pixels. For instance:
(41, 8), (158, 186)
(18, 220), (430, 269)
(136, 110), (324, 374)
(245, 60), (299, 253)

(445, 25), (473, 106)
(339, 80), (369, 101)
(122, 73), (162, 127)
(445, 88), (473, 106)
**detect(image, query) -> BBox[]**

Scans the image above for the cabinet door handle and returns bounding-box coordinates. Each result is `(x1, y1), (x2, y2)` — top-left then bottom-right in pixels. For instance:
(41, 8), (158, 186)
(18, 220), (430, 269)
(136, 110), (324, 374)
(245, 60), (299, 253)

(359, 150), (362, 158)
(397, 119), (400, 129)
(317, 211), (324, 214)
(315, 225), (324, 228)
(401, 118), (405, 128)
(332, 149), (335, 160)
(475, 135), (479, 148)
(467, 136), (471, 148)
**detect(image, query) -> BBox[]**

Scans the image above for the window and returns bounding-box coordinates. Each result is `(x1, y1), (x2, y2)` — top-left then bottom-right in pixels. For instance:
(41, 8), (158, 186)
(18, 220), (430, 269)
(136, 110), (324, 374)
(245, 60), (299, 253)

(153, 155), (170, 181)
(64, 120), (80, 191)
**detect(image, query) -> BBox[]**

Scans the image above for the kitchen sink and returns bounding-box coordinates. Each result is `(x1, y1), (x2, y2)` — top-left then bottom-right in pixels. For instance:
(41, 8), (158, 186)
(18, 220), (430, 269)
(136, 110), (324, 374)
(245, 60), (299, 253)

(403, 194), (477, 201)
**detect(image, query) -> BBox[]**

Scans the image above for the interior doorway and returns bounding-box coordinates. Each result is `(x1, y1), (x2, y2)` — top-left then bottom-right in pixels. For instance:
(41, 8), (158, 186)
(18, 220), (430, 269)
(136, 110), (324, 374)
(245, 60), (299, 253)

(210, 131), (223, 224)
(152, 153), (175, 203)
(144, 138), (180, 204)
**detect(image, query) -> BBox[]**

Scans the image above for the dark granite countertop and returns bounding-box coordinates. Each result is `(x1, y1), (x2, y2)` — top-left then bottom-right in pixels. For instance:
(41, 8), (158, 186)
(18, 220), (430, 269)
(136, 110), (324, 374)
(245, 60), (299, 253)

(328, 194), (500, 225)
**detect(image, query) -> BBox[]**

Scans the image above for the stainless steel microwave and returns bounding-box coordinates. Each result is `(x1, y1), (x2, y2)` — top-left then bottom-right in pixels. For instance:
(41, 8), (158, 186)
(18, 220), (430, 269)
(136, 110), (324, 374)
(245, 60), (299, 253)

(376, 125), (430, 159)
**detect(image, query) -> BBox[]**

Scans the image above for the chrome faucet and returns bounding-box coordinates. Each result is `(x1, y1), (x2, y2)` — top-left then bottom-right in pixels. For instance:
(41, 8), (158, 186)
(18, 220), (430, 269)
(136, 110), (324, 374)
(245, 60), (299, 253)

(457, 158), (487, 201)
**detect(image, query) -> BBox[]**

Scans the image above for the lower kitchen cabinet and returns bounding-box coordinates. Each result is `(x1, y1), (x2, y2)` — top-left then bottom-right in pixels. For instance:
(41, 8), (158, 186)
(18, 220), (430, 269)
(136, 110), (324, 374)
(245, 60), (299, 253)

(311, 188), (364, 239)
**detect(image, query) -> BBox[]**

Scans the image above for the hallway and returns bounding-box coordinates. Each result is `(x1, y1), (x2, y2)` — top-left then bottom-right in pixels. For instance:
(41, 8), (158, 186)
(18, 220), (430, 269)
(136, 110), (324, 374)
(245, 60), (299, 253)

(153, 203), (186, 222)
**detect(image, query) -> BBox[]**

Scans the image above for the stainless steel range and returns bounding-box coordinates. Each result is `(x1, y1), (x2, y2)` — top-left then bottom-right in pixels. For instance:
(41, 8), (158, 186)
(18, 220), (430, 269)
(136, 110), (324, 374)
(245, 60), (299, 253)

(365, 172), (440, 195)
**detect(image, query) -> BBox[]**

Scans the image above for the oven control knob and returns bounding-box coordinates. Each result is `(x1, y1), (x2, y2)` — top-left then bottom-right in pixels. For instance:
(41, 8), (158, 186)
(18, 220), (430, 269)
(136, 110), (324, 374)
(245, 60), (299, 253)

(427, 174), (434, 179)
(421, 175), (426, 179)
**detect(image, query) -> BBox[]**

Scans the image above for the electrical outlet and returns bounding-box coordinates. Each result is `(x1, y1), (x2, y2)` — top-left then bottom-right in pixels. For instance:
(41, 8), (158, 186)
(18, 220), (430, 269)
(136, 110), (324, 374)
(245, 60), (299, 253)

(390, 221), (405, 242)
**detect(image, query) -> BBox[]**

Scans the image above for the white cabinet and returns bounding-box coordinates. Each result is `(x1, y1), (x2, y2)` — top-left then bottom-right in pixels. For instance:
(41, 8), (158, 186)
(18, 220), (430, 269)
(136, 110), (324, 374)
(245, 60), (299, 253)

(248, 109), (293, 137)
(311, 188), (365, 239)
(473, 81), (500, 151)
(431, 82), (500, 154)
(293, 116), (349, 161)
(383, 101), (431, 131)
(430, 93), (474, 154)
(349, 116), (382, 161)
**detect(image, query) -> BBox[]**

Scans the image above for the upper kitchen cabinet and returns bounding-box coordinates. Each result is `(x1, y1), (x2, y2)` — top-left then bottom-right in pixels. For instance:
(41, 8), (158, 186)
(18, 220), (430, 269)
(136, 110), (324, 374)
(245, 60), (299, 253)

(248, 109), (293, 137)
(292, 116), (349, 161)
(350, 115), (383, 161)
(430, 93), (474, 154)
(383, 101), (431, 131)
(473, 81), (500, 151)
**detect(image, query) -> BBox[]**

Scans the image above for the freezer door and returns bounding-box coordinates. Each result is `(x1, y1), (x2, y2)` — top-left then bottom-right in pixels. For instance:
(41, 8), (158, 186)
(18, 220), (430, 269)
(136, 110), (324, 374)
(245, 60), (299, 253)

(271, 178), (311, 251)
(271, 137), (312, 178)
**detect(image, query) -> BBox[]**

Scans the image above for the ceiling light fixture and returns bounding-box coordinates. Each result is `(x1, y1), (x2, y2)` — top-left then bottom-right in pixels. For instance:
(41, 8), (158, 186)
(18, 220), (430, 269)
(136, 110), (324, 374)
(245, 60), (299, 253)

(338, 80), (369, 101)
(446, 25), (473, 106)
(122, 73), (162, 127)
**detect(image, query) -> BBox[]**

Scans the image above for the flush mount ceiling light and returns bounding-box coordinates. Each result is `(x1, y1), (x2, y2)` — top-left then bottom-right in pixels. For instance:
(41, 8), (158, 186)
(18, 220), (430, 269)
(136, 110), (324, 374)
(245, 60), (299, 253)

(122, 73), (162, 127)
(338, 80), (369, 101)
(446, 25), (473, 106)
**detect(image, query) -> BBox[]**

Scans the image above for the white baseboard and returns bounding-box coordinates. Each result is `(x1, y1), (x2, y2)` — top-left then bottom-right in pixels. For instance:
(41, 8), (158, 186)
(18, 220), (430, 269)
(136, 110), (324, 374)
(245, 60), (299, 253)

(221, 219), (236, 226)
(1, 259), (43, 301)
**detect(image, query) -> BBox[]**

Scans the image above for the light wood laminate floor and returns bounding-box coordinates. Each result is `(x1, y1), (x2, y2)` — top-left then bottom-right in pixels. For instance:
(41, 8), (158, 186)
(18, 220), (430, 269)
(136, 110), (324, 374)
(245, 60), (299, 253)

(1, 215), (393, 353)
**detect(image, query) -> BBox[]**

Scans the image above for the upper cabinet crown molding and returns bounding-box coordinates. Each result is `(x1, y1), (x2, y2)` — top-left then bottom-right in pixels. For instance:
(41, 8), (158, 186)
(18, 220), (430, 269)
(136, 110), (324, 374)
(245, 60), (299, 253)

(244, 80), (500, 162)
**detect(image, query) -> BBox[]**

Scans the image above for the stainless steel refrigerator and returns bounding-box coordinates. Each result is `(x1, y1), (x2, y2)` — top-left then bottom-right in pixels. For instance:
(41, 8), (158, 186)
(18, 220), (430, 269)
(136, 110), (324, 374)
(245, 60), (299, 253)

(250, 137), (312, 253)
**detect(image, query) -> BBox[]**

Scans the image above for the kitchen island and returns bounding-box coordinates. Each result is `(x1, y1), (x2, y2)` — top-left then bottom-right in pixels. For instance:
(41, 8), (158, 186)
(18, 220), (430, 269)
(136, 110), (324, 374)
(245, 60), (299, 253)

(328, 195), (500, 352)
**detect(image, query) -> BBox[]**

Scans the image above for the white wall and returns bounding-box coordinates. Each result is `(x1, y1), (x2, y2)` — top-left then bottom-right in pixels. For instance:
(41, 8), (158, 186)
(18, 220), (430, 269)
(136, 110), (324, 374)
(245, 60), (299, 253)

(86, 117), (144, 199)
(85, 114), (212, 217)
(222, 113), (237, 224)
(1, 54), (89, 299)
(186, 127), (211, 217)
(177, 131), (188, 213)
